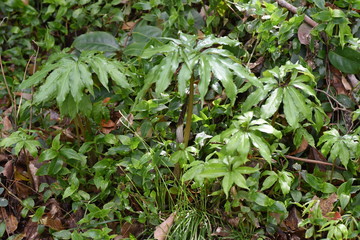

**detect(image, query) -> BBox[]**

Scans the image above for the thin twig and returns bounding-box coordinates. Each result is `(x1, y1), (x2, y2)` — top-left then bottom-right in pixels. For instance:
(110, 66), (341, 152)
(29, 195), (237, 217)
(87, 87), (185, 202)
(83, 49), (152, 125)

(276, 0), (318, 27)
(315, 88), (352, 112)
(285, 155), (346, 170)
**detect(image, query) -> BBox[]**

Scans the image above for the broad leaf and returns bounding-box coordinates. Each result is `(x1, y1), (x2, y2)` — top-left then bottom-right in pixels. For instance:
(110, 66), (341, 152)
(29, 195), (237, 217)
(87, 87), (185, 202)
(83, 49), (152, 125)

(73, 31), (120, 52)
(261, 87), (283, 119)
(329, 47), (360, 74)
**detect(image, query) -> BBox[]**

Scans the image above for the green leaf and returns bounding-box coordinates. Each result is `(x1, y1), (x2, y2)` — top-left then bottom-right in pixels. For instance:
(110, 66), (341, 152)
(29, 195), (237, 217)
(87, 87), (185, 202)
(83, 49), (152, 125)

(196, 35), (240, 50)
(208, 55), (237, 105)
(249, 192), (274, 207)
(200, 163), (228, 178)
(337, 141), (349, 167)
(73, 31), (120, 52)
(24, 140), (41, 157)
(237, 132), (251, 159)
(33, 68), (62, 104)
(242, 87), (269, 112)
(248, 132), (272, 163)
(78, 62), (94, 96)
(0, 198), (8, 207)
(232, 171), (249, 189)
(69, 63), (84, 105)
(55, 60), (74, 105)
(329, 47), (360, 74)
(288, 86), (312, 122)
(261, 173), (278, 191)
(261, 87), (283, 119)
(32, 206), (45, 222)
(19, 63), (60, 89)
(283, 87), (299, 128)
(155, 51), (179, 94)
(106, 62), (130, 89)
(249, 124), (282, 139)
(226, 131), (242, 154)
(222, 173), (234, 198)
(142, 44), (176, 59)
(52, 230), (72, 239)
(278, 171), (293, 195)
(198, 54), (211, 101)
(219, 58), (262, 87)
(177, 64), (192, 97)
(88, 56), (109, 91)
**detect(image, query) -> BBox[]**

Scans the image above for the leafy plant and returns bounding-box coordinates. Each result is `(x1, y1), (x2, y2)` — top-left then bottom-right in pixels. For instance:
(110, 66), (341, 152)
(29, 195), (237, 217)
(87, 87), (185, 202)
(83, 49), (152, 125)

(19, 50), (131, 119)
(138, 32), (261, 146)
(318, 128), (360, 169)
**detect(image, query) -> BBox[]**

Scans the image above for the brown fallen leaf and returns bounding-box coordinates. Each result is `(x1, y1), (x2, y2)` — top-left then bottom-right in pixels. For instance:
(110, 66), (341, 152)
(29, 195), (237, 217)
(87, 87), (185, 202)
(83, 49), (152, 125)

(41, 214), (63, 231)
(312, 193), (338, 218)
(1, 116), (13, 133)
(298, 23), (312, 45)
(154, 213), (176, 240)
(283, 207), (303, 231)
(5, 212), (18, 234)
(289, 137), (309, 155)
(13, 92), (32, 100)
(122, 21), (136, 30)
(120, 220), (144, 238)
(329, 66), (347, 95)
(24, 221), (40, 239)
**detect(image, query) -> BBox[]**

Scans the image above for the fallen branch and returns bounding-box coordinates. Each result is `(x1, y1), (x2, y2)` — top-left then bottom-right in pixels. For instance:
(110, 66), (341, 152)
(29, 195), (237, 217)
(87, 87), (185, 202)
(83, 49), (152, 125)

(285, 155), (346, 170)
(276, 0), (318, 27)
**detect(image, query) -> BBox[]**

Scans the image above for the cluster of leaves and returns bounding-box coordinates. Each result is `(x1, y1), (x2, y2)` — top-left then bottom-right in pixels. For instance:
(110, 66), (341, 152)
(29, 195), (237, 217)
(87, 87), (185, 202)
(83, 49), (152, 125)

(0, 0), (360, 239)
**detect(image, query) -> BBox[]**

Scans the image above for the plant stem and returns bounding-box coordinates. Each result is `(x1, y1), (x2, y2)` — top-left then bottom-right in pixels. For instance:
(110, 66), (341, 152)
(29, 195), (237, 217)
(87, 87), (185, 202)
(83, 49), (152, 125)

(183, 75), (195, 148)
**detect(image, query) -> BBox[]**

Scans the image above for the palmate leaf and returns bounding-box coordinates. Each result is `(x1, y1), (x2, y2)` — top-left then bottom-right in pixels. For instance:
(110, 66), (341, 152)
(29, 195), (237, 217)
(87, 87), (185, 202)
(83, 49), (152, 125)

(21, 51), (130, 118)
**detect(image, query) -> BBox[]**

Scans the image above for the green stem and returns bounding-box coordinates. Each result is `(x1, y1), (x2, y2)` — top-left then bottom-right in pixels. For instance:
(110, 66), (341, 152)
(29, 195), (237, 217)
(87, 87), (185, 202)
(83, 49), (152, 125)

(183, 76), (194, 148)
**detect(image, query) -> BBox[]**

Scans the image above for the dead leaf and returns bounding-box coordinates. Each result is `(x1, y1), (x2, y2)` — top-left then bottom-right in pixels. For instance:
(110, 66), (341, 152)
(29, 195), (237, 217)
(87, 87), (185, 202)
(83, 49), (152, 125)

(2, 161), (14, 179)
(330, 66), (347, 95)
(121, 220), (144, 238)
(248, 56), (265, 70)
(29, 161), (39, 192)
(24, 221), (39, 239)
(41, 214), (63, 231)
(312, 193), (338, 217)
(46, 198), (62, 218)
(122, 22), (136, 30)
(298, 23), (312, 45)
(283, 207), (303, 231)
(101, 119), (115, 128)
(154, 213), (176, 240)
(13, 92), (32, 100)
(308, 147), (328, 171)
(227, 217), (239, 227)
(289, 137), (309, 155)
(1, 116), (13, 133)
(211, 227), (230, 237)
(5, 213), (18, 234)
(341, 76), (352, 91)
